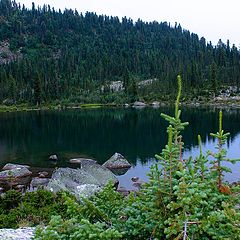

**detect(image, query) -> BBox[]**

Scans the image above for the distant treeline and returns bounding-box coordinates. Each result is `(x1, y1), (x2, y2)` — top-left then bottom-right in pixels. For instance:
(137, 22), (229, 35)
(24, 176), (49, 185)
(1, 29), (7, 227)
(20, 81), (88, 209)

(0, 0), (240, 104)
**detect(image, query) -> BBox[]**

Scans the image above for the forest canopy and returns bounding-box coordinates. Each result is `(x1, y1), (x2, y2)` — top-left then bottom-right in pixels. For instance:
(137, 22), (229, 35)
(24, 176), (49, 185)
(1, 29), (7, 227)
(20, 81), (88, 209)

(0, 0), (240, 104)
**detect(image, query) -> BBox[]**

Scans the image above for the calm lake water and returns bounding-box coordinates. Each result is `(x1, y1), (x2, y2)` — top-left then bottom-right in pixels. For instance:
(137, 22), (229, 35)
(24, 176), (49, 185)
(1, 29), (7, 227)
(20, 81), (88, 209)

(0, 107), (240, 189)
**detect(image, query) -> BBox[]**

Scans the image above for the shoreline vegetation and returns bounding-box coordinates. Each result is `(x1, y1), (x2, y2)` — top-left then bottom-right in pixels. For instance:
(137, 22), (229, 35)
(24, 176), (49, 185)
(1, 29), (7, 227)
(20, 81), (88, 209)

(1, 98), (240, 113)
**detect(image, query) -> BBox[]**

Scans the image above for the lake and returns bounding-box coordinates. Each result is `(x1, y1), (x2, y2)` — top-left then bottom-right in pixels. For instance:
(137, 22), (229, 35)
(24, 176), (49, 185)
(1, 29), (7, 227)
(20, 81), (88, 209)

(0, 106), (240, 190)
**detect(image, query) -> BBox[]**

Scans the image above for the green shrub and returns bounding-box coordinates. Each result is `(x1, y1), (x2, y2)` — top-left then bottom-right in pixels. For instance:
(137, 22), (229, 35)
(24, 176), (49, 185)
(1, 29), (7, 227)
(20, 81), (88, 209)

(0, 189), (72, 228)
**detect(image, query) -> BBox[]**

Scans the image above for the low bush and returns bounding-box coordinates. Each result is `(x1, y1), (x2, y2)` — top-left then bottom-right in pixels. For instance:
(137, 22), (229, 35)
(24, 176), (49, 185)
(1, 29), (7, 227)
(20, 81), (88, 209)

(0, 189), (72, 228)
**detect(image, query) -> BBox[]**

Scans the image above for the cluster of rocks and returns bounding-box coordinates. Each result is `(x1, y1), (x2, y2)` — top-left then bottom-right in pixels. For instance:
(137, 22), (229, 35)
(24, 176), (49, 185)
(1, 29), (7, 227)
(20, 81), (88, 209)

(0, 163), (51, 193)
(0, 153), (143, 239)
(0, 164), (32, 191)
(0, 152), (135, 199)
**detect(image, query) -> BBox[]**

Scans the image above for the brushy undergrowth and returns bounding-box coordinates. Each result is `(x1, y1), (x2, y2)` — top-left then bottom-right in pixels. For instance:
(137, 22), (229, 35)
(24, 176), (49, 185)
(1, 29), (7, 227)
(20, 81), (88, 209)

(4, 75), (240, 239)
(0, 189), (72, 228)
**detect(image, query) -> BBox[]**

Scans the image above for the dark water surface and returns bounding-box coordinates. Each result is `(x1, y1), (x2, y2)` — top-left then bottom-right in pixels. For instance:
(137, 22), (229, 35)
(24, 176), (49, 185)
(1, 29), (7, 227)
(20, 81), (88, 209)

(0, 107), (240, 189)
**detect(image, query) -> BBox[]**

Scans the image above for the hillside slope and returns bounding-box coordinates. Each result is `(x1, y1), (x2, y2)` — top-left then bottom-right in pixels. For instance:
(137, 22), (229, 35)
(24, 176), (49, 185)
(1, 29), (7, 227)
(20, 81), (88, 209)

(0, 0), (240, 104)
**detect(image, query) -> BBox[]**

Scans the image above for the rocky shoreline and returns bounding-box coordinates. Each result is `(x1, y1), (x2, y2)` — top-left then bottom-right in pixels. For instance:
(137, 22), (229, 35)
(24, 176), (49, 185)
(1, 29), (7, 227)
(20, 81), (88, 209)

(0, 152), (138, 198)
(0, 153), (141, 239)
(2, 97), (240, 113)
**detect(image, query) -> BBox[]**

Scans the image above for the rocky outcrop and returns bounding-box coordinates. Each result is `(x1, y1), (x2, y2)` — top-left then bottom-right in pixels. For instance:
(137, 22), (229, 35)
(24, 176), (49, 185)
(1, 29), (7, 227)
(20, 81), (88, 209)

(47, 161), (118, 200)
(2, 163), (30, 171)
(102, 153), (131, 169)
(138, 78), (157, 87)
(0, 41), (22, 65)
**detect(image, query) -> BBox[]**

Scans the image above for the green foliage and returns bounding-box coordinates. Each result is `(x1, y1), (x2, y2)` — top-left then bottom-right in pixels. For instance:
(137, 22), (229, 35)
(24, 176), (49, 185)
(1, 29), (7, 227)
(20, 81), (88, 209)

(0, 189), (70, 228)
(34, 216), (123, 240)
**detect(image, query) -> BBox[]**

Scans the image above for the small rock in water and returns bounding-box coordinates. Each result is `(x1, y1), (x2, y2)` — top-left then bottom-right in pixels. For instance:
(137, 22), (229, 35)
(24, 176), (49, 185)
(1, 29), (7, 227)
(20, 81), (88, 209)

(49, 155), (58, 161)
(102, 153), (132, 169)
(131, 177), (139, 182)
(38, 171), (48, 178)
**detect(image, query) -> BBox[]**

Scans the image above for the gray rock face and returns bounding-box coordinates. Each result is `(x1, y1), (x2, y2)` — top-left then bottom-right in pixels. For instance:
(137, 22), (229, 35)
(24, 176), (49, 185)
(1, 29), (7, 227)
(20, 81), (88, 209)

(47, 162), (118, 200)
(103, 153), (132, 169)
(2, 163), (30, 171)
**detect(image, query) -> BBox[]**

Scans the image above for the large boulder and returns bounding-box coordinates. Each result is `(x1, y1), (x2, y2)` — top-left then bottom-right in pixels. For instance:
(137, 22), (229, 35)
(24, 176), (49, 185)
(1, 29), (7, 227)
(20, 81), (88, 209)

(69, 158), (96, 165)
(2, 163), (30, 171)
(102, 153), (132, 169)
(47, 161), (118, 200)
(0, 167), (32, 187)
(0, 167), (32, 179)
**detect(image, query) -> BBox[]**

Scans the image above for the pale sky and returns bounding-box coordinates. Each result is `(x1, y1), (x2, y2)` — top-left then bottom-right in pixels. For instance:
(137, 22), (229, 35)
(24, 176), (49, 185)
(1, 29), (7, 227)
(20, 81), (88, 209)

(19, 0), (240, 47)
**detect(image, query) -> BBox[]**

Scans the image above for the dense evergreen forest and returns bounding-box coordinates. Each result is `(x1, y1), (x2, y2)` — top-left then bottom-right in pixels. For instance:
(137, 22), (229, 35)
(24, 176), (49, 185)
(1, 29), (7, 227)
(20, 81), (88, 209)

(0, 0), (240, 105)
